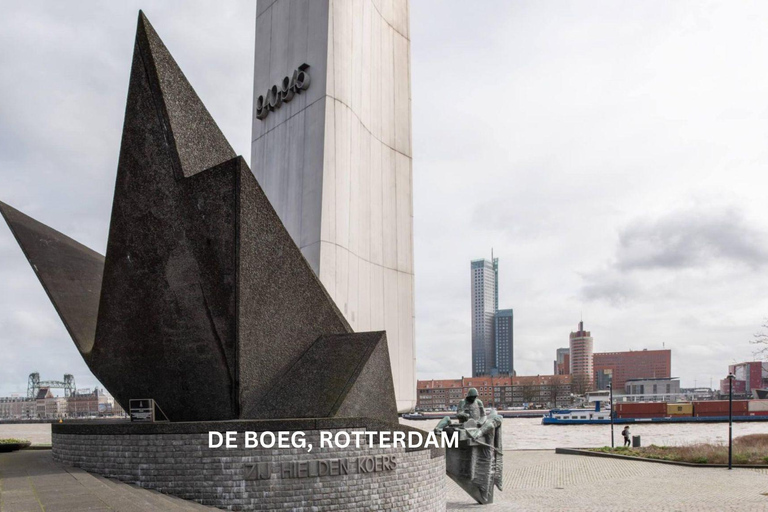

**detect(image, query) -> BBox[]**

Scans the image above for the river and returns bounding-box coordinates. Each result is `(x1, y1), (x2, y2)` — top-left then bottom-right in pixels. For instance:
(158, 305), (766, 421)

(399, 418), (768, 449)
(2, 419), (766, 449)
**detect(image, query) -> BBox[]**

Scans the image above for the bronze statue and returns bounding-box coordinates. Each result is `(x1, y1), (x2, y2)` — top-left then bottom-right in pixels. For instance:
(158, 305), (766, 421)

(435, 388), (503, 504)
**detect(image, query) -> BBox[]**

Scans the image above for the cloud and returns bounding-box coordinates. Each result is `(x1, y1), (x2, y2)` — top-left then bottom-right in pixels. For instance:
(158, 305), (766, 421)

(4, 1), (768, 397)
(580, 204), (768, 305)
(616, 206), (768, 271)
(580, 270), (641, 306)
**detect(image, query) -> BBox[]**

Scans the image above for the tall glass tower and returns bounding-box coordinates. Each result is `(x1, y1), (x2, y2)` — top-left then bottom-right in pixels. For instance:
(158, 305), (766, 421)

(471, 257), (498, 376)
(494, 309), (514, 375)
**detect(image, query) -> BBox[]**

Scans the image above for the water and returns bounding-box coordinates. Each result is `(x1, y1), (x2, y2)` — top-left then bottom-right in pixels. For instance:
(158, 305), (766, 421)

(3, 420), (767, 449)
(400, 418), (768, 449)
(0, 423), (53, 445)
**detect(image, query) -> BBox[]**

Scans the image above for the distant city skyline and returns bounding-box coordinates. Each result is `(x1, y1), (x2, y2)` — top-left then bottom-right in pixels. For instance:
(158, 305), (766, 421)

(4, 2), (768, 395)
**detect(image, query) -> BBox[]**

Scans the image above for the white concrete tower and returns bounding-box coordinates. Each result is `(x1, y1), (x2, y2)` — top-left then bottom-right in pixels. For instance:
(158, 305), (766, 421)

(251, 0), (415, 412)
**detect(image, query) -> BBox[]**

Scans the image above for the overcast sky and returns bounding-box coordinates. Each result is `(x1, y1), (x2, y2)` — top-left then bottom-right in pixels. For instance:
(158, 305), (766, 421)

(2, 1), (768, 396)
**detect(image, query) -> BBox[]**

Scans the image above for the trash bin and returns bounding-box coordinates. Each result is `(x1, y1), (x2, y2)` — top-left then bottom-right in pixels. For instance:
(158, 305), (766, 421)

(632, 435), (641, 448)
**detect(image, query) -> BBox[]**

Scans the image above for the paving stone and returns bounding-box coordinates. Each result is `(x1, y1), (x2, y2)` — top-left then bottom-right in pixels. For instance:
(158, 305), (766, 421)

(447, 450), (768, 511)
(5, 449), (768, 511)
(0, 451), (214, 512)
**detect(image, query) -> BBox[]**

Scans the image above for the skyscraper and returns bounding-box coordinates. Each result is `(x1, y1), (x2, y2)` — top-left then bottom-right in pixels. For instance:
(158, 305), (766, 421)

(554, 348), (570, 375)
(471, 258), (497, 376)
(250, 1), (415, 412)
(494, 309), (514, 375)
(569, 321), (593, 391)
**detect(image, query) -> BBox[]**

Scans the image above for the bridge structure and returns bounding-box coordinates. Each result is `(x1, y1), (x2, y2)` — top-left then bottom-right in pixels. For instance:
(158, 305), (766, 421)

(26, 372), (76, 398)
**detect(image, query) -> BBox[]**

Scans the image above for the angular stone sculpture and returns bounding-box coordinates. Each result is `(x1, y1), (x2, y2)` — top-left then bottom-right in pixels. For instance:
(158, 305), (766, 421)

(0, 12), (397, 424)
(252, 332), (398, 420)
(0, 202), (104, 353)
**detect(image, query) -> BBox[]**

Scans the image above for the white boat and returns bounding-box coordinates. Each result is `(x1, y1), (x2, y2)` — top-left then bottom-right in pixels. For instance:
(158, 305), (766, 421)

(542, 400), (612, 424)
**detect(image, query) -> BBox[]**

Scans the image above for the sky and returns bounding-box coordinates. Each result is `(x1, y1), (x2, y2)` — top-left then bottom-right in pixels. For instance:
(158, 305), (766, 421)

(2, 1), (768, 396)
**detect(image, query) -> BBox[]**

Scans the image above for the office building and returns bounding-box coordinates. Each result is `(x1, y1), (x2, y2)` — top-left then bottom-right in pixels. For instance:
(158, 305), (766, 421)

(723, 361), (768, 397)
(624, 377), (680, 401)
(494, 309), (514, 375)
(569, 321), (593, 391)
(593, 349), (671, 390)
(554, 348), (570, 375)
(471, 258), (498, 376)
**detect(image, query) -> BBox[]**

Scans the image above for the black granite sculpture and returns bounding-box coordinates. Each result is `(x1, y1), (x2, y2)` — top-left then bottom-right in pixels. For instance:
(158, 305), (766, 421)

(0, 12), (397, 424)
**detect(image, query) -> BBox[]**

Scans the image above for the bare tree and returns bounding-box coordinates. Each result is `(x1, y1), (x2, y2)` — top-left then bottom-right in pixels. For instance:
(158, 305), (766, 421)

(521, 385), (536, 405)
(549, 381), (560, 407)
(571, 374), (591, 396)
(752, 319), (768, 359)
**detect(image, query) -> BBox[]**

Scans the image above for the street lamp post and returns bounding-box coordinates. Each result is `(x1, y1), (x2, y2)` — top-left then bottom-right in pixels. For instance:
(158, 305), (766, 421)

(727, 373), (735, 470)
(608, 383), (614, 448)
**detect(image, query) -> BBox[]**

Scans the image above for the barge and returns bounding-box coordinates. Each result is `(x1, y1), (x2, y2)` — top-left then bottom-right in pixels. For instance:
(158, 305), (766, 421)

(543, 399), (768, 424)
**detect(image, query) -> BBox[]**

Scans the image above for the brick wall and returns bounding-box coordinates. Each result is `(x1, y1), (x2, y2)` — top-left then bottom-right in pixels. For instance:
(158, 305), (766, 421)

(52, 428), (446, 511)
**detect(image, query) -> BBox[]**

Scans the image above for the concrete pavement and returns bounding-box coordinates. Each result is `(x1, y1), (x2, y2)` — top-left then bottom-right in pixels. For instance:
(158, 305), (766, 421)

(448, 450), (768, 511)
(0, 450), (210, 511)
(3, 449), (768, 511)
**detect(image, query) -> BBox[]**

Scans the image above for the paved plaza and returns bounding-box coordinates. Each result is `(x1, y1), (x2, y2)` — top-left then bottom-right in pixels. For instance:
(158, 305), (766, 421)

(2, 450), (768, 511)
(0, 450), (210, 512)
(448, 450), (768, 511)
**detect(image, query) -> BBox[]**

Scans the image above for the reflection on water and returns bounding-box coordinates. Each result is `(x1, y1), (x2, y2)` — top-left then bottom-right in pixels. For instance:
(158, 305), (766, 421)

(400, 417), (768, 450)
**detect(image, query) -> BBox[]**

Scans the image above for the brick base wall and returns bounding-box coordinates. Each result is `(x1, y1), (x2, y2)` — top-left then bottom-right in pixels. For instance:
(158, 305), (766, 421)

(52, 428), (446, 511)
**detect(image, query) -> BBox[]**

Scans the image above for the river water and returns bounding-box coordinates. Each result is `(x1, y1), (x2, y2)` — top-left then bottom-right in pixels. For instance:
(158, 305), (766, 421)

(399, 418), (768, 450)
(3, 420), (767, 449)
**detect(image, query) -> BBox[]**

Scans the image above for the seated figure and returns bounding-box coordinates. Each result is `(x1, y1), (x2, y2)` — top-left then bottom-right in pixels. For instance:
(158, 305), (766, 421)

(433, 387), (504, 504)
(435, 387), (501, 435)
(456, 387), (485, 423)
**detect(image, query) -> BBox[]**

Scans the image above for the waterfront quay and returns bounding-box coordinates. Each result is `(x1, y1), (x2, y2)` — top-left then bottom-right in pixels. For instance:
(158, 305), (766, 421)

(448, 451), (768, 511)
(2, 449), (767, 511)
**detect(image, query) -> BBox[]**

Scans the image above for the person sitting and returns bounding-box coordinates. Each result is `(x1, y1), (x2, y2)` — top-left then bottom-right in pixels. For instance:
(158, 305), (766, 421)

(456, 388), (485, 423)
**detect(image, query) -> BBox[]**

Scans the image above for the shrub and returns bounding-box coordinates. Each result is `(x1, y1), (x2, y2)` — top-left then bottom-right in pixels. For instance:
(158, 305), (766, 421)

(587, 435), (768, 465)
(733, 454), (750, 465)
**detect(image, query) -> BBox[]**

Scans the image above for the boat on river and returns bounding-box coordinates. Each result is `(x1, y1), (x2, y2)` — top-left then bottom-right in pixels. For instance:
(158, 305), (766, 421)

(543, 399), (768, 424)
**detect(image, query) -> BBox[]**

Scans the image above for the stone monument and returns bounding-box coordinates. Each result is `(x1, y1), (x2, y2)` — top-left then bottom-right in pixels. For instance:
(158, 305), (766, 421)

(251, 0), (417, 413)
(0, 12), (444, 511)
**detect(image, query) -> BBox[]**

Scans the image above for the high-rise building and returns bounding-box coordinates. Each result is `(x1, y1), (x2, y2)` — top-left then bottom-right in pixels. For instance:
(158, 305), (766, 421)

(569, 321), (593, 391)
(494, 309), (514, 375)
(471, 258), (498, 376)
(250, 1), (415, 412)
(554, 348), (570, 375)
(593, 349), (671, 390)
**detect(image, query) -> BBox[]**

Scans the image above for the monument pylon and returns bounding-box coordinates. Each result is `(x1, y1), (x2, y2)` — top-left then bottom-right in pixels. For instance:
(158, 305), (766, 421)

(251, 0), (416, 412)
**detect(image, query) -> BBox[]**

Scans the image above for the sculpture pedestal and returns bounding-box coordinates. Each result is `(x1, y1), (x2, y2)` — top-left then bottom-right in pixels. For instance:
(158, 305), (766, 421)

(443, 423), (503, 504)
(52, 419), (445, 511)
